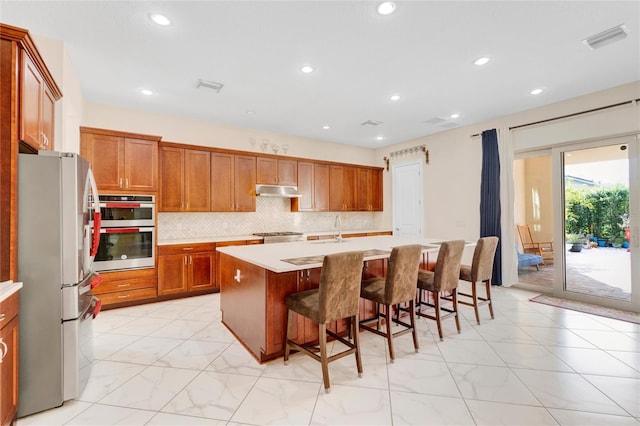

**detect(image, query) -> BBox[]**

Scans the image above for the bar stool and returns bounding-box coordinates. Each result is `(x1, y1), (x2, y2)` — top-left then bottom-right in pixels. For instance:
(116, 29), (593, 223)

(284, 251), (365, 392)
(416, 240), (465, 341)
(359, 244), (422, 363)
(458, 236), (498, 324)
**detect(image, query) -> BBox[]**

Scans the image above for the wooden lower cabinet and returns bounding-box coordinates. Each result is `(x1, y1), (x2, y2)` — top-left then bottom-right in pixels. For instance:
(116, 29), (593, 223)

(91, 268), (158, 308)
(0, 291), (19, 426)
(157, 243), (215, 296)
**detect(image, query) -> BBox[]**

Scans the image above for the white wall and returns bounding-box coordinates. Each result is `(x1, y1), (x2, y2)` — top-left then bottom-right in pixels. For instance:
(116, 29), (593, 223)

(83, 103), (378, 167)
(376, 82), (640, 241)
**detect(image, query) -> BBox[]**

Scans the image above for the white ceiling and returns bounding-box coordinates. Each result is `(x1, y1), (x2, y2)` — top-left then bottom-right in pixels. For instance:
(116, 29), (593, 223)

(1, 1), (638, 148)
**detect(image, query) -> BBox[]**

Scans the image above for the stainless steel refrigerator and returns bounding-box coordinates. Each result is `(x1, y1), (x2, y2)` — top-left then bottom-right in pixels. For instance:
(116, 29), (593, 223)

(17, 151), (101, 417)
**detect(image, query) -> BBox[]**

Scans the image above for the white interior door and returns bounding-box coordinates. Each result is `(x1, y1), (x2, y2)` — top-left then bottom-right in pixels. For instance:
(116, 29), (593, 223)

(392, 161), (423, 237)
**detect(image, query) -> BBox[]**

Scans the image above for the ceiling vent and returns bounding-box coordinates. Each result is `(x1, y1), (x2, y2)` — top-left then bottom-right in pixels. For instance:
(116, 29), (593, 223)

(361, 120), (382, 126)
(424, 117), (447, 125)
(195, 79), (224, 93)
(583, 24), (629, 50)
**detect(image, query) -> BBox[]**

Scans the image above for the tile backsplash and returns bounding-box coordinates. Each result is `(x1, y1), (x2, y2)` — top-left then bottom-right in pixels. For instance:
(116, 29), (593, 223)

(158, 197), (379, 240)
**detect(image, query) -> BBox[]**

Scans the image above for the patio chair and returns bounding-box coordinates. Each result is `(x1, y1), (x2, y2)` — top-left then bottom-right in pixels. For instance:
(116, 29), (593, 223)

(516, 245), (543, 271)
(517, 224), (553, 264)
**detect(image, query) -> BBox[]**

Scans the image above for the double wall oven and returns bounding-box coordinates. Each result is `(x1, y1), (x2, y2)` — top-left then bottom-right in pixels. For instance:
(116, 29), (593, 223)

(93, 194), (155, 272)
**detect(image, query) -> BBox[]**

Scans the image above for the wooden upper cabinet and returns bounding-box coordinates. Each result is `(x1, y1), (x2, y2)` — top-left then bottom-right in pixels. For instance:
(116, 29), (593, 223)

(211, 153), (235, 211)
(329, 165), (356, 211)
(80, 127), (160, 193)
(292, 162), (329, 212)
(19, 51), (61, 152)
(211, 153), (256, 212)
(256, 157), (297, 186)
(159, 146), (184, 211)
(356, 167), (383, 211)
(160, 146), (210, 212)
(234, 155), (257, 212)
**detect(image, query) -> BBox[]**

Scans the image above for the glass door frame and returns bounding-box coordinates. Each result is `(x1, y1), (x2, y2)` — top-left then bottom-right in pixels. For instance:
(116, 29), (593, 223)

(551, 134), (639, 312)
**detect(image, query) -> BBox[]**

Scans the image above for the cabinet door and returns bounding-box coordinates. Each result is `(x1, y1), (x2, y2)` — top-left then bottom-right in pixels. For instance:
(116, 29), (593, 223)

(0, 316), (18, 426)
(159, 146), (184, 211)
(41, 87), (55, 151)
(157, 254), (188, 295)
(234, 155), (256, 212)
(185, 149), (211, 211)
(370, 168), (383, 211)
(294, 162), (314, 211)
(277, 159), (298, 186)
(211, 152), (234, 212)
(329, 166), (346, 211)
(189, 252), (214, 291)
(82, 133), (124, 191)
(256, 157), (277, 184)
(313, 164), (330, 212)
(20, 54), (43, 150)
(124, 138), (158, 191)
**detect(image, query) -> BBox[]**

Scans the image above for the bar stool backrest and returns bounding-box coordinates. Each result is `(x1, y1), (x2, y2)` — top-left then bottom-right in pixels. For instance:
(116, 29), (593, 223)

(384, 244), (422, 305)
(433, 240), (465, 292)
(318, 251), (365, 323)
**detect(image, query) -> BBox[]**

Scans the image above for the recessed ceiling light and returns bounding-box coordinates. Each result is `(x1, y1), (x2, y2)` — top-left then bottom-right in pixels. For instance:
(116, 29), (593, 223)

(150, 13), (171, 26)
(377, 2), (396, 15)
(322, 125), (330, 130)
(473, 57), (490, 66)
(376, 136), (384, 141)
(390, 94), (400, 101)
(300, 65), (314, 74)
(450, 113), (460, 119)
(140, 89), (153, 96)
(246, 110), (255, 115)
(530, 88), (543, 95)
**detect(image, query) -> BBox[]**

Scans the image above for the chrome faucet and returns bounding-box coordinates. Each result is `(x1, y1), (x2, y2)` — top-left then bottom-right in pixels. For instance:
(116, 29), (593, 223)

(334, 214), (342, 241)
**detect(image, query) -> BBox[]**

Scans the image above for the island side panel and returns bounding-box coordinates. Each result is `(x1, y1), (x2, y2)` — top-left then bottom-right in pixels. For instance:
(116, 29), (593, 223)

(264, 269), (299, 359)
(219, 252), (267, 361)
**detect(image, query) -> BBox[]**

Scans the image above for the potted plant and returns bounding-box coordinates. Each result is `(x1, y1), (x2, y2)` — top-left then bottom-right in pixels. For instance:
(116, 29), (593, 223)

(566, 234), (584, 252)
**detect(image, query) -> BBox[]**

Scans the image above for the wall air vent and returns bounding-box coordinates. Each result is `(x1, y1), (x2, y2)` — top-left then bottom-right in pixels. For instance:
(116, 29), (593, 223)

(361, 120), (382, 126)
(583, 24), (628, 50)
(195, 79), (224, 93)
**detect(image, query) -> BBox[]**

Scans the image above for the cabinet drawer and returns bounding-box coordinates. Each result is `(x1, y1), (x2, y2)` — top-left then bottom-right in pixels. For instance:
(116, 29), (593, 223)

(96, 287), (158, 305)
(0, 291), (19, 329)
(158, 243), (215, 256)
(92, 277), (157, 295)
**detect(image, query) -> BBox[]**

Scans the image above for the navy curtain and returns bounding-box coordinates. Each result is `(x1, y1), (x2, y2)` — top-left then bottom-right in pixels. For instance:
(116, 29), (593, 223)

(480, 129), (502, 285)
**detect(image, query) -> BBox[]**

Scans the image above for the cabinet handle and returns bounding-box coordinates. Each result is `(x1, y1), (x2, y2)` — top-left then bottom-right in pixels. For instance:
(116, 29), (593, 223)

(189, 256), (192, 265)
(119, 178), (123, 188)
(234, 269), (242, 283)
(117, 295), (130, 299)
(184, 256), (188, 265)
(117, 283), (131, 288)
(0, 313), (5, 321)
(125, 178), (129, 188)
(0, 338), (6, 362)
(183, 247), (193, 251)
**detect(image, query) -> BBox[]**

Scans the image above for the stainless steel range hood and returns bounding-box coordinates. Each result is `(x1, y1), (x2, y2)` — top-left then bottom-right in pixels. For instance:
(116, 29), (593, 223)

(256, 184), (302, 198)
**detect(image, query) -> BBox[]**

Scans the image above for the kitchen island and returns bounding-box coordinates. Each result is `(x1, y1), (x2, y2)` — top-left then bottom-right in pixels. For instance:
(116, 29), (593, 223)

(217, 235), (474, 362)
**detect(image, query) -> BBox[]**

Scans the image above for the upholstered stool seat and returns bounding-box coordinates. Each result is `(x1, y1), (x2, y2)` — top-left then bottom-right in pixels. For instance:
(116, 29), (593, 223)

(416, 240), (465, 341)
(359, 244), (422, 363)
(458, 236), (498, 324)
(284, 251), (365, 392)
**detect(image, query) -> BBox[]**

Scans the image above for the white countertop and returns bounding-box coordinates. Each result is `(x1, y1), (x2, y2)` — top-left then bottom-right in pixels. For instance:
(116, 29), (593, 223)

(217, 235), (474, 273)
(0, 281), (23, 303)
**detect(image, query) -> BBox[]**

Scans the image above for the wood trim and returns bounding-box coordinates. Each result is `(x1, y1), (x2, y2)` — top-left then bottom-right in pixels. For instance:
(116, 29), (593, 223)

(80, 126), (162, 142)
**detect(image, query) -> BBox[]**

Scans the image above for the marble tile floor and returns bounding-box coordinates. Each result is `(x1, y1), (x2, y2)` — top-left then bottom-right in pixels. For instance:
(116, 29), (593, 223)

(18, 284), (640, 426)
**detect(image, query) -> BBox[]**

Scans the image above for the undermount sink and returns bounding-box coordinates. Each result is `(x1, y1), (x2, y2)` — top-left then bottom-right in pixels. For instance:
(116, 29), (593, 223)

(310, 239), (349, 244)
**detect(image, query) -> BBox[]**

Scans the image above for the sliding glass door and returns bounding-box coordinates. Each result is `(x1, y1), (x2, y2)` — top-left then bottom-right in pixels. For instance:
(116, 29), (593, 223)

(553, 136), (639, 312)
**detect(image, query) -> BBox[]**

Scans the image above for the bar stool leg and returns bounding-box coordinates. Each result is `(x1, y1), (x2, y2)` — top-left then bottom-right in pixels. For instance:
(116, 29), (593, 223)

(319, 323), (330, 392)
(453, 289), (461, 333)
(385, 303), (395, 362)
(284, 310), (293, 364)
(472, 281), (480, 325)
(486, 279), (495, 319)
(409, 300), (419, 352)
(353, 315), (363, 377)
(434, 292), (443, 341)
